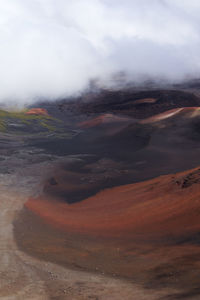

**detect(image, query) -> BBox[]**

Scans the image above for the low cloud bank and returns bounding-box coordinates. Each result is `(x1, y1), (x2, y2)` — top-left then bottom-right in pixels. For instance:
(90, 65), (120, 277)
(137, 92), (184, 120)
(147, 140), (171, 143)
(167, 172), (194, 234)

(1, 0), (200, 104)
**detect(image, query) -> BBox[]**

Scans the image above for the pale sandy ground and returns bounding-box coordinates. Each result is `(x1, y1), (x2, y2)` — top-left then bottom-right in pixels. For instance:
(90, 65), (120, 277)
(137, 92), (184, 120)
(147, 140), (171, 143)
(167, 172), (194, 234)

(0, 162), (178, 300)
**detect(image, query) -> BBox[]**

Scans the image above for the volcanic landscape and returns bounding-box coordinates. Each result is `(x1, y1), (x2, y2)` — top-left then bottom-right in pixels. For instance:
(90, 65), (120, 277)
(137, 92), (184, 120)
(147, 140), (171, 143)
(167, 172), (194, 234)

(2, 85), (200, 299)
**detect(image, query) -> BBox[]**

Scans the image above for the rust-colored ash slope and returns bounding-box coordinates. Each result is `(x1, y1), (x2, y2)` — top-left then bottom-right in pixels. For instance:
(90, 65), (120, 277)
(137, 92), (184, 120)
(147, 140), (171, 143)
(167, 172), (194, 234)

(16, 166), (200, 295)
(25, 166), (200, 240)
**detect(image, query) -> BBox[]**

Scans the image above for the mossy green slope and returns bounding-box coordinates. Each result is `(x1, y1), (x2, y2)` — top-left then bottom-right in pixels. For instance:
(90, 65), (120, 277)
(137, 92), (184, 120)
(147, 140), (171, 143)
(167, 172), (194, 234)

(0, 109), (67, 136)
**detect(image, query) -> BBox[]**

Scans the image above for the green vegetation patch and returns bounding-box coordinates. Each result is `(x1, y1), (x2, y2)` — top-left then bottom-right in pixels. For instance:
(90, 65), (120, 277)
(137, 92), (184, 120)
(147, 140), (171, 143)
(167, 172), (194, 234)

(0, 109), (65, 135)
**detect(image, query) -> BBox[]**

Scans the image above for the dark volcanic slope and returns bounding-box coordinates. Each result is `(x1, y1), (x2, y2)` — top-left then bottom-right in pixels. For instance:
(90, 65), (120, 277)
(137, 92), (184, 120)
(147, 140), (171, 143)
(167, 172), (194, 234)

(57, 89), (200, 119)
(28, 105), (200, 190)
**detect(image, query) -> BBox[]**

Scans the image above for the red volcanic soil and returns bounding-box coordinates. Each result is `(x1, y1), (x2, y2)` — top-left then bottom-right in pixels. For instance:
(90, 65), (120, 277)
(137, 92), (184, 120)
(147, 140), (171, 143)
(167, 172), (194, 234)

(14, 163), (200, 297)
(20, 166), (200, 291)
(78, 113), (132, 129)
(26, 108), (49, 116)
(133, 98), (157, 105)
(140, 108), (184, 124)
(79, 107), (200, 129)
(140, 107), (200, 124)
(25, 166), (200, 240)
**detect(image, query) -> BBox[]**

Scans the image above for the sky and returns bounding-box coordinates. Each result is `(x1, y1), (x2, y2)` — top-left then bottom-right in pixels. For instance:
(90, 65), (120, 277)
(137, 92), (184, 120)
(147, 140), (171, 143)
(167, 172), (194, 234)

(1, 0), (200, 104)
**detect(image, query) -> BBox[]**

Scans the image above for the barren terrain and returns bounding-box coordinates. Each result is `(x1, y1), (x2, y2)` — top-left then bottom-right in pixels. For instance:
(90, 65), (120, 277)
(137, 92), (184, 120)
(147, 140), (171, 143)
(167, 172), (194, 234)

(1, 88), (200, 299)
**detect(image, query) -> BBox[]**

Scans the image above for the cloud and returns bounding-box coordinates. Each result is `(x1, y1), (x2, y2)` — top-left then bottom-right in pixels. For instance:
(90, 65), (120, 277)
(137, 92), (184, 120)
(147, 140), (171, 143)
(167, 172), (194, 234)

(0, 0), (200, 104)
